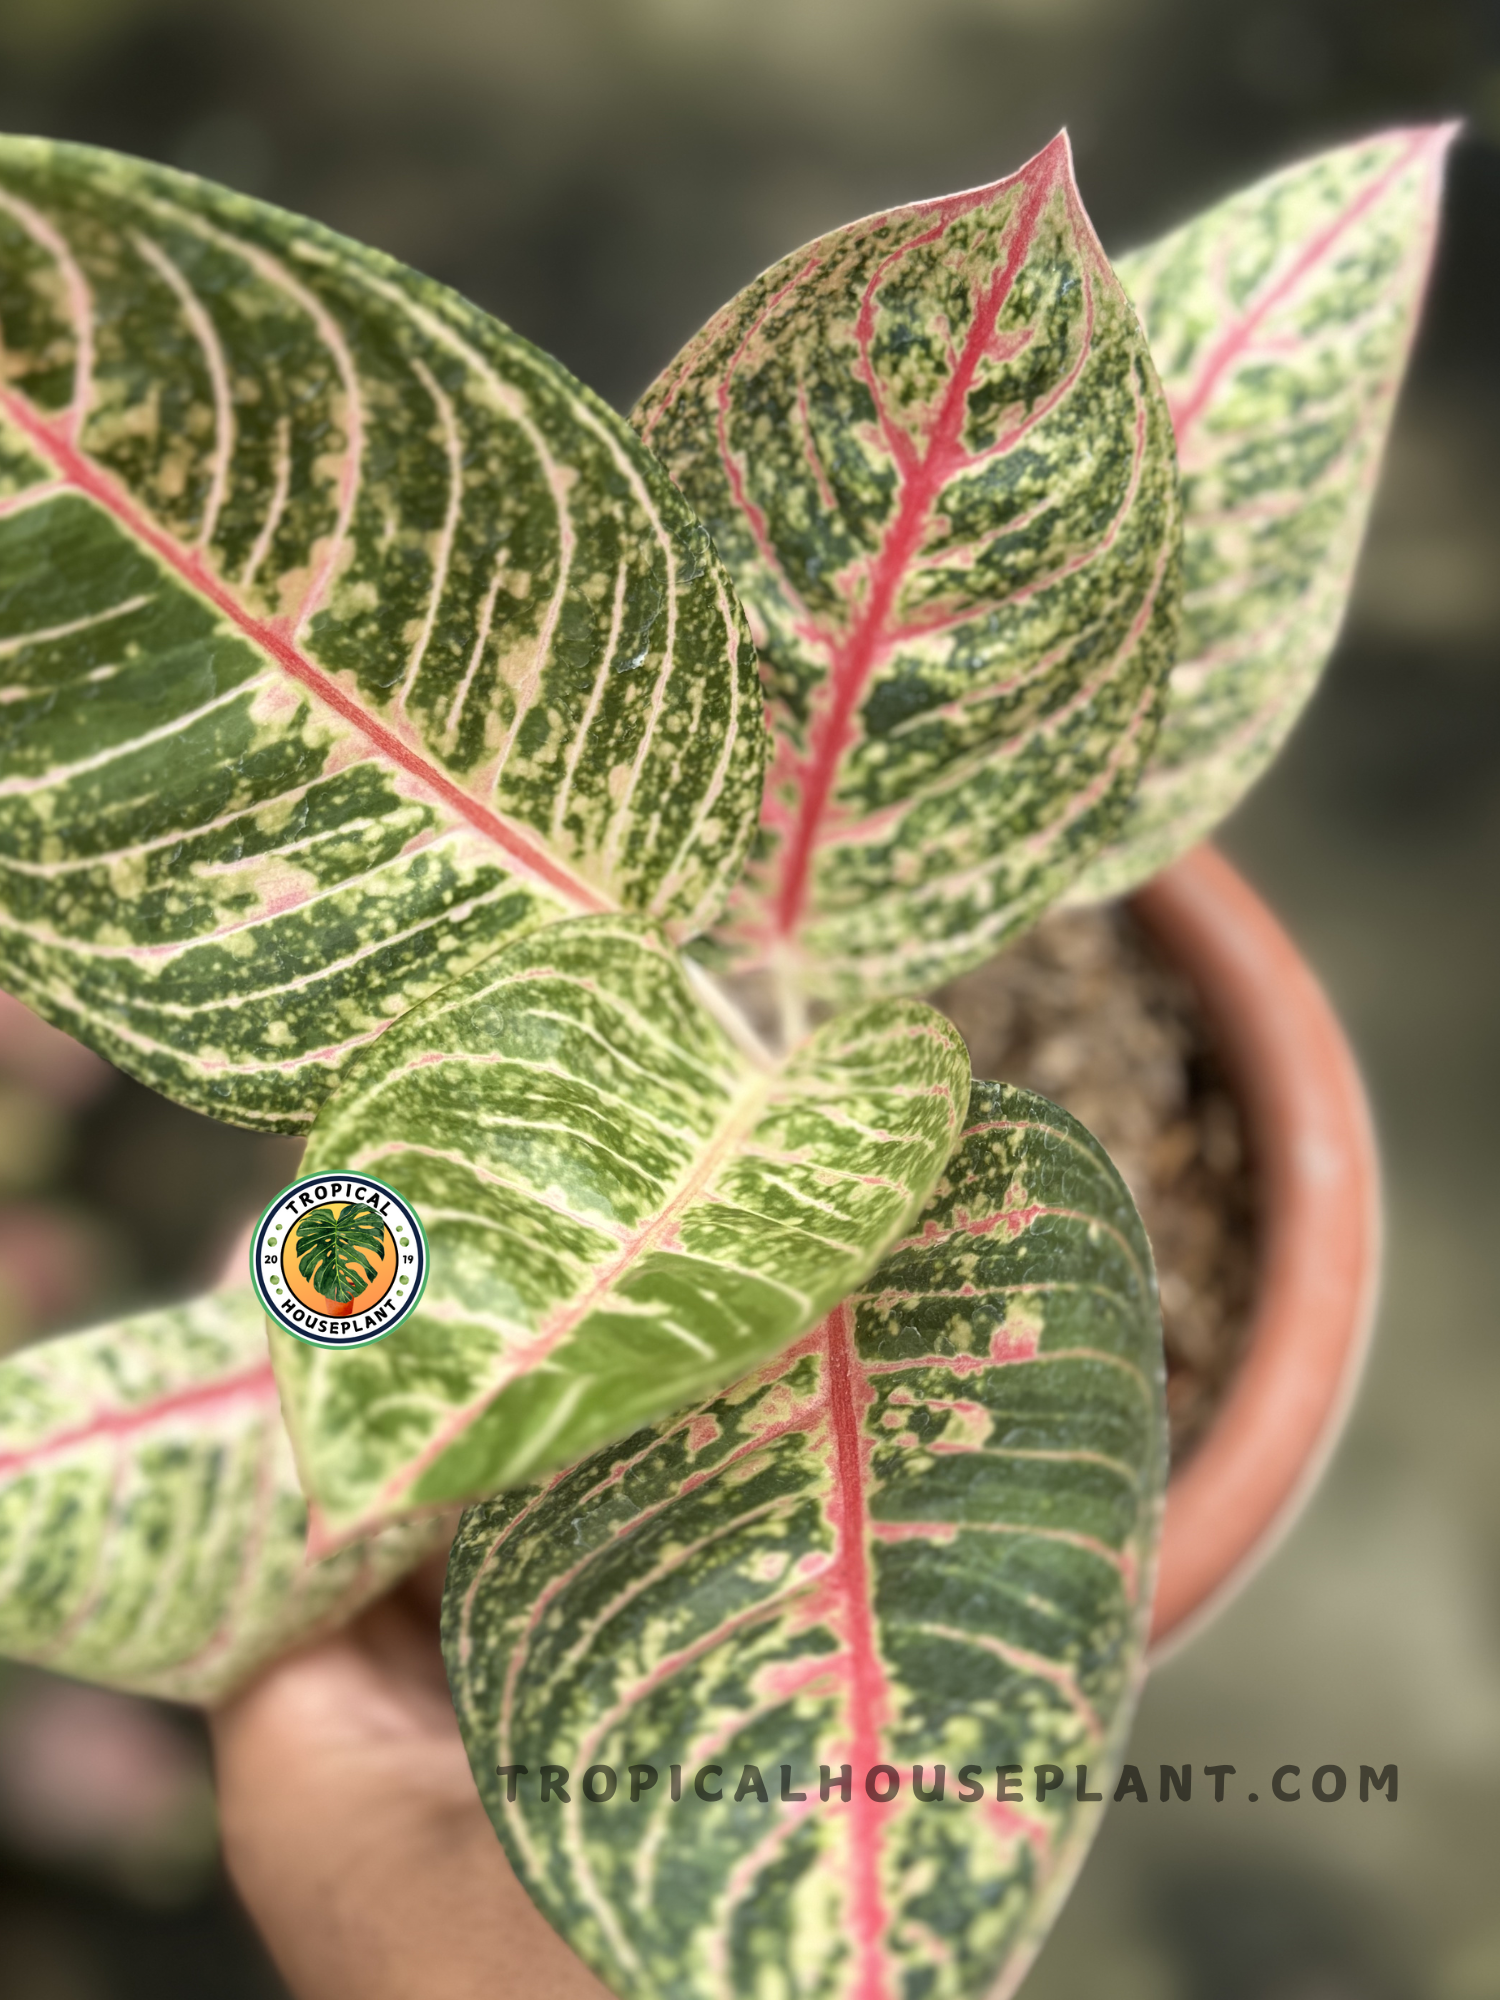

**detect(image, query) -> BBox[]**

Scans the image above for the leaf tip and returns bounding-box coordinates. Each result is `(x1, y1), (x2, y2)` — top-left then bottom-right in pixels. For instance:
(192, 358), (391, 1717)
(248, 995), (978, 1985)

(1411, 116), (1464, 153)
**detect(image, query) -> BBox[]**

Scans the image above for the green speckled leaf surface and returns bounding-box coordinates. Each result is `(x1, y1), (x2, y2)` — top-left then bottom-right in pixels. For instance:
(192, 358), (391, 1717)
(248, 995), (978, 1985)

(276, 916), (971, 1546)
(635, 134), (1180, 1004)
(0, 138), (763, 1131)
(0, 1287), (440, 1703)
(445, 1080), (1165, 2000)
(1072, 125), (1454, 900)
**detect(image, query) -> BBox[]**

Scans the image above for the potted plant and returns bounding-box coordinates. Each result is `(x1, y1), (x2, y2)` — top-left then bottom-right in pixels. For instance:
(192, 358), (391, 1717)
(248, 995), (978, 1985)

(0, 120), (1449, 1997)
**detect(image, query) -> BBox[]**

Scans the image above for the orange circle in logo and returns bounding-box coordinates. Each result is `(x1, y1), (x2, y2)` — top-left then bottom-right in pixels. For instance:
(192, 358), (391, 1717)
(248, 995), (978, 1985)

(282, 1201), (400, 1319)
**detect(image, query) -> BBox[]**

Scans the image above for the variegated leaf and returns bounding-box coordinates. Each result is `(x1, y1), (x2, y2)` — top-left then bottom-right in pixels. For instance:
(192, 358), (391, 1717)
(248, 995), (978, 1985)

(275, 916), (971, 1548)
(0, 138), (763, 1133)
(634, 133), (1181, 1007)
(444, 1079), (1165, 2000)
(0, 1286), (441, 1703)
(1071, 125), (1455, 900)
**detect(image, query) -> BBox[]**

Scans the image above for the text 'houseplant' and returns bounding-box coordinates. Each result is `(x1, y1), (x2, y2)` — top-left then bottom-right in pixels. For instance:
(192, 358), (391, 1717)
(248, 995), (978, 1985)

(0, 121), (1450, 1997)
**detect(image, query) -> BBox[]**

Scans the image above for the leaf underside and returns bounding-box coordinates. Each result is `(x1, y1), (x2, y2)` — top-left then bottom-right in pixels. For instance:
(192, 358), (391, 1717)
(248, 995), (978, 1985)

(0, 1287), (440, 1703)
(0, 138), (764, 1132)
(1070, 124), (1455, 900)
(634, 132), (1181, 1004)
(444, 1081), (1166, 2000)
(274, 916), (972, 1547)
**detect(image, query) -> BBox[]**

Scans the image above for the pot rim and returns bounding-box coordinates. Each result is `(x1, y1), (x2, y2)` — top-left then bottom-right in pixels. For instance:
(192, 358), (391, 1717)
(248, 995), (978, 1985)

(1130, 843), (1383, 1656)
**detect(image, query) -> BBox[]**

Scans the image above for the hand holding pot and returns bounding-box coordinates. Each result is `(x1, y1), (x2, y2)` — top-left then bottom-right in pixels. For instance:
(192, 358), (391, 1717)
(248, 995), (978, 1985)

(210, 1555), (607, 2000)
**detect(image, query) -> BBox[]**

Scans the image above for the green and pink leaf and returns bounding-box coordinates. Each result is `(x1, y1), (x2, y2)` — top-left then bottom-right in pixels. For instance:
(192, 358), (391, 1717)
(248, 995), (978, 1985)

(635, 133), (1181, 1004)
(276, 916), (972, 1547)
(0, 1287), (441, 1703)
(444, 1080), (1165, 2000)
(0, 138), (764, 1131)
(1072, 124), (1455, 898)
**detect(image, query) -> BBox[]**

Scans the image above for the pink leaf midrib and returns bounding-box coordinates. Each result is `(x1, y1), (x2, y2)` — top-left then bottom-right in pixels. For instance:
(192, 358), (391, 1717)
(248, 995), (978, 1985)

(0, 386), (610, 917)
(769, 136), (1075, 950)
(1167, 124), (1454, 444)
(822, 1300), (894, 2000)
(0, 1356), (277, 1481)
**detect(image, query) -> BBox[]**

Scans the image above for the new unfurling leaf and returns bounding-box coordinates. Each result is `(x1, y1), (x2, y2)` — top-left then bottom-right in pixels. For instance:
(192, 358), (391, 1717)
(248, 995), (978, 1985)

(0, 138), (764, 1132)
(1071, 124), (1455, 898)
(444, 1081), (1165, 2000)
(635, 132), (1181, 1005)
(273, 917), (972, 1548)
(0, 1287), (440, 1703)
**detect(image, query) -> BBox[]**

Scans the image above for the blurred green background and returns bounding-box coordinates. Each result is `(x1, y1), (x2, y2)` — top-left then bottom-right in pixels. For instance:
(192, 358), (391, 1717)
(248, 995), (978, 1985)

(0, 0), (1498, 1992)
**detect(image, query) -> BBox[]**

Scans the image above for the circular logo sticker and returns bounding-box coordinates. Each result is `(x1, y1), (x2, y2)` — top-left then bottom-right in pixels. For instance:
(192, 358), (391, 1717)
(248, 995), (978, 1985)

(251, 1173), (428, 1348)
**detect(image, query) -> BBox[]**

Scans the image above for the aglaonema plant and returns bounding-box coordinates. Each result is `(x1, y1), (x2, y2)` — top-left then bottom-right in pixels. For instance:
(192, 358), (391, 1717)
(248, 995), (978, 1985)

(0, 119), (1450, 1998)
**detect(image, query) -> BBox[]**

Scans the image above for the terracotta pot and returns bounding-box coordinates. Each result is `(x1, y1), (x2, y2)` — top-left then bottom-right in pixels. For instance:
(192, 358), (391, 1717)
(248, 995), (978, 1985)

(1130, 844), (1382, 1655)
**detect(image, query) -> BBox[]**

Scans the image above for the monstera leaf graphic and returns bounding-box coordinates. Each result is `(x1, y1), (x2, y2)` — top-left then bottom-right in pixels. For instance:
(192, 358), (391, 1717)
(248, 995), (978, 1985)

(0, 139), (764, 1132)
(295, 1201), (388, 1308)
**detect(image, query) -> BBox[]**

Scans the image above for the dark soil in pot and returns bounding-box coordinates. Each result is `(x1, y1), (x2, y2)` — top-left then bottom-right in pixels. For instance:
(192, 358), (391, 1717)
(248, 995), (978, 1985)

(932, 904), (1260, 1470)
